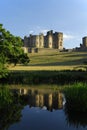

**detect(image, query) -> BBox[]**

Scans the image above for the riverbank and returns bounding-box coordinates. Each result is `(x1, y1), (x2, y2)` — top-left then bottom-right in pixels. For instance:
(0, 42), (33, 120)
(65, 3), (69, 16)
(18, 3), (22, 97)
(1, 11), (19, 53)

(1, 70), (87, 85)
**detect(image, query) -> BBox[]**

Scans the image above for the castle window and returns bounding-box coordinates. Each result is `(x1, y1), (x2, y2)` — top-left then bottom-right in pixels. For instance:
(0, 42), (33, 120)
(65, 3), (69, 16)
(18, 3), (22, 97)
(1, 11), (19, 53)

(60, 42), (62, 46)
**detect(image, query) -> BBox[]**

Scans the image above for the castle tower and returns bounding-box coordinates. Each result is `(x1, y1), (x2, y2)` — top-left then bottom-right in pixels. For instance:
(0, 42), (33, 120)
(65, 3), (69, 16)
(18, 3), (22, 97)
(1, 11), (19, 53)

(39, 33), (44, 48)
(24, 36), (29, 47)
(35, 35), (39, 48)
(30, 34), (35, 47)
(29, 34), (44, 48)
(54, 32), (63, 49)
(47, 30), (53, 48)
(58, 33), (63, 50)
(82, 37), (87, 48)
(23, 36), (29, 53)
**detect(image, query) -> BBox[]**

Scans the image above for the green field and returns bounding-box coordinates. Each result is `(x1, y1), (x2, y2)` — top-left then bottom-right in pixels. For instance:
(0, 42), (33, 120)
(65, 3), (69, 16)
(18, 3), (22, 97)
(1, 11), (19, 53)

(9, 49), (87, 71)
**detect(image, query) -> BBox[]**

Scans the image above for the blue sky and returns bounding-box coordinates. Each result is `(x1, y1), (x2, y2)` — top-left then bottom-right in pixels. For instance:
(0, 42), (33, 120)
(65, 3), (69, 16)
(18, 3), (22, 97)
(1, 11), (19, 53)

(0, 0), (87, 48)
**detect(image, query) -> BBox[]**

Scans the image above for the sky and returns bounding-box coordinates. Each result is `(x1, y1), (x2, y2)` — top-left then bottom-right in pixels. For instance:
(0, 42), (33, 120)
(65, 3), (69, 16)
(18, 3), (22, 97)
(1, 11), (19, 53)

(0, 0), (87, 48)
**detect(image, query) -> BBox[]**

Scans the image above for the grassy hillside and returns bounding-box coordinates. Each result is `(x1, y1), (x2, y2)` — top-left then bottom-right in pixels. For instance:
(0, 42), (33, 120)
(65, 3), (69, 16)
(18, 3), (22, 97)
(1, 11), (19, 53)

(9, 49), (87, 71)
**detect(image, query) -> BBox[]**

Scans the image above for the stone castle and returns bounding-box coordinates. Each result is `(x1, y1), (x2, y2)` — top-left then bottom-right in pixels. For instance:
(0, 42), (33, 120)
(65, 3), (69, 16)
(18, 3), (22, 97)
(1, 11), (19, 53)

(23, 30), (63, 53)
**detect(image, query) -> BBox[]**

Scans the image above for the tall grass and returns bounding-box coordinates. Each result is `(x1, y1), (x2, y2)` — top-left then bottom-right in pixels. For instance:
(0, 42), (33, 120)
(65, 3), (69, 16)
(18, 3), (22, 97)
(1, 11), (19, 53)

(64, 83), (87, 112)
(1, 70), (87, 85)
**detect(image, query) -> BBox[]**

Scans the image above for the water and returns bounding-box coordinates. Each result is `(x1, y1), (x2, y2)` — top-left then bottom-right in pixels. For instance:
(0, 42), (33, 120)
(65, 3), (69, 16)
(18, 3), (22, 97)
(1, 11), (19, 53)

(0, 87), (87, 130)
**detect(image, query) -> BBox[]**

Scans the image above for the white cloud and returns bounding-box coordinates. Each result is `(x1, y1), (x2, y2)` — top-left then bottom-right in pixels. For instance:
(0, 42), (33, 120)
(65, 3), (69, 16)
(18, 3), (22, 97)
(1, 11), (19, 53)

(30, 26), (49, 35)
(63, 33), (82, 49)
(28, 26), (49, 35)
(29, 30), (34, 34)
(63, 34), (74, 40)
(40, 29), (49, 35)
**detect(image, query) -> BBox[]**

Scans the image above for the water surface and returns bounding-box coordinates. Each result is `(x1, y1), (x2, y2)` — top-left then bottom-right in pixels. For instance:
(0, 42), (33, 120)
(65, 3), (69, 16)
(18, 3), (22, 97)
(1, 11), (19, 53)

(0, 86), (87, 130)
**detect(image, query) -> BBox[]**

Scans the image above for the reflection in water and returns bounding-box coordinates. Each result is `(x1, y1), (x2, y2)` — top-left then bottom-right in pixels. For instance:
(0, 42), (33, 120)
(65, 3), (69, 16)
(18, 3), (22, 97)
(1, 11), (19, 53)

(28, 91), (63, 111)
(14, 88), (63, 111)
(0, 105), (23, 130)
(0, 87), (87, 130)
(64, 104), (87, 128)
(0, 92), (23, 130)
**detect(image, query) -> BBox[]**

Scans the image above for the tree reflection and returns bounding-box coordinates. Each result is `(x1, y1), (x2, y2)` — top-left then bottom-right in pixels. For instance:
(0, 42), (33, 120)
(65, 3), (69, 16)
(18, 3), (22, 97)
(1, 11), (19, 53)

(0, 104), (23, 130)
(64, 104), (87, 128)
(0, 87), (24, 130)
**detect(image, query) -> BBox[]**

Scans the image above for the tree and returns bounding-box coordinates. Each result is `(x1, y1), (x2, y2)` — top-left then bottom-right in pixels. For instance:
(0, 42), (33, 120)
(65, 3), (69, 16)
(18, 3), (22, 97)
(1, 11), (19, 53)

(0, 24), (30, 78)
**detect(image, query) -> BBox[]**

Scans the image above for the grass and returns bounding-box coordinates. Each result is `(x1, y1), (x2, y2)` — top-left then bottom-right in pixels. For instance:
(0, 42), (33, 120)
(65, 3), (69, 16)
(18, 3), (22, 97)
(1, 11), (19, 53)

(9, 65), (76, 71)
(4, 50), (87, 85)
(64, 83), (87, 112)
(9, 50), (87, 71)
(29, 51), (87, 66)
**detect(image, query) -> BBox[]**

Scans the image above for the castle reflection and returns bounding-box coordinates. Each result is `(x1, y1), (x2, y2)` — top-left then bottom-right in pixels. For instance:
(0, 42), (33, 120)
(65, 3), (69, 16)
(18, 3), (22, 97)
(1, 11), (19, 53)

(13, 88), (64, 111)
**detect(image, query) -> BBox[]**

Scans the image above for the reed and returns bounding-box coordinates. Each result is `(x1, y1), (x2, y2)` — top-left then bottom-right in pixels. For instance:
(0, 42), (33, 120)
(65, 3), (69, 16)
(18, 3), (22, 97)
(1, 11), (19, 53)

(64, 83), (87, 112)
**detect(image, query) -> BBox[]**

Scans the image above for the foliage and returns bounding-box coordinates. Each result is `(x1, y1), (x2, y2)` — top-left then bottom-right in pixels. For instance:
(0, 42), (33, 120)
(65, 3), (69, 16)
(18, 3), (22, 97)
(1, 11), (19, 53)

(0, 24), (29, 78)
(1, 70), (87, 84)
(64, 83), (87, 112)
(0, 63), (8, 79)
(0, 104), (22, 130)
(19, 53), (30, 65)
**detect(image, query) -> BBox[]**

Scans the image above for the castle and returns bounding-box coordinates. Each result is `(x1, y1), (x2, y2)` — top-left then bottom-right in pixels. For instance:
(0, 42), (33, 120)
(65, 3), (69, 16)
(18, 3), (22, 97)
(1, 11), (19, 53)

(23, 30), (63, 53)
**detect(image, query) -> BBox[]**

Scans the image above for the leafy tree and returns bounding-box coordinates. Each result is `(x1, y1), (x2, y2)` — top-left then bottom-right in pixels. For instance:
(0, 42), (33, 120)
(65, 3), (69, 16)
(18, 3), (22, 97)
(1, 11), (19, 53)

(0, 24), (30, 78)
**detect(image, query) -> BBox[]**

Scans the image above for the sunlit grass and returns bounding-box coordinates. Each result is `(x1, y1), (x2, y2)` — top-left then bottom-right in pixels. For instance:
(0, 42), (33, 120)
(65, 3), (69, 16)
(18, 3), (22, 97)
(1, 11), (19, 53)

(29, 51), (87, 65)
(9, 65), (75, 71)
(9, 51), (87, 71)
